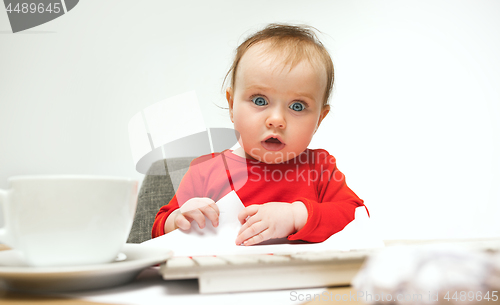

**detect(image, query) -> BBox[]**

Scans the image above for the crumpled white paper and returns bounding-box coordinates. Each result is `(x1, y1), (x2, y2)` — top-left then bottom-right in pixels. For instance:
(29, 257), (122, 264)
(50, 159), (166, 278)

(352, 244), (500, 305)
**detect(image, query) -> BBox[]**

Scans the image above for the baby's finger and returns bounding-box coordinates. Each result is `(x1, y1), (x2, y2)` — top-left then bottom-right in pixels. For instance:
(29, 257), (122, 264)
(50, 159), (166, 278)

(209, 202), (220, 215)
(180, 197), (215, 214)
(235, 220), (266, 245)
(174, 214), (191, 231)
(238, 205), (260, 224)
(200, 203), (219, 227)
(184, 209), (206, 229)
(243, 228), (271, 246)
(237, 213), (260, 235)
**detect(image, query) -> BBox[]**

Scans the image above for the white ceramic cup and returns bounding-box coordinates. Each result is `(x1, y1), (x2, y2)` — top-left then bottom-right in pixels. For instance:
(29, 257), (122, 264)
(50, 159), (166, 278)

(0, 175), (138, 267)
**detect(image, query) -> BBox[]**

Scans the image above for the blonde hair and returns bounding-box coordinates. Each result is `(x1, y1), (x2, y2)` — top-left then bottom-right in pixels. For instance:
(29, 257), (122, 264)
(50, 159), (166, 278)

(224, 23), (334, 107)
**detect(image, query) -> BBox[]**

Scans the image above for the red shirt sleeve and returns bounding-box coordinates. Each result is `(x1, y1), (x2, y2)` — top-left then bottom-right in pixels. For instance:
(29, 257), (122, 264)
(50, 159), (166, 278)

(151, 194), (179, 238)
(287, 150), (367, 242)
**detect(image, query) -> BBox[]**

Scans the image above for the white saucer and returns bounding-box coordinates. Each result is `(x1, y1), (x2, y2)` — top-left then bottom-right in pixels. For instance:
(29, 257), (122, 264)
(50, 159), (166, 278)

(0, 243), (172, 292)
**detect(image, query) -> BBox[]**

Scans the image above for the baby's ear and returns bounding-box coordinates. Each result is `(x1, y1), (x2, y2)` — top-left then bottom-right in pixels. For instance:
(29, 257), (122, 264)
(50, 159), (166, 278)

(226, 87), (234, 122)
(316, 105), (330, 130)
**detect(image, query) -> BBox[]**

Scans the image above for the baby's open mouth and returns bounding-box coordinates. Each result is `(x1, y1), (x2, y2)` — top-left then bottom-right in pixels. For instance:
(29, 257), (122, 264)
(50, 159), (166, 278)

(261, 137), (286, 151)
(266, 137), (281, 144)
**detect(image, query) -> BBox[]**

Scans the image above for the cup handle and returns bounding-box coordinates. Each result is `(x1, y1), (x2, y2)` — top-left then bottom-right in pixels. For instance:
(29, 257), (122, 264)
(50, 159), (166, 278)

(0, 189), (11, 246)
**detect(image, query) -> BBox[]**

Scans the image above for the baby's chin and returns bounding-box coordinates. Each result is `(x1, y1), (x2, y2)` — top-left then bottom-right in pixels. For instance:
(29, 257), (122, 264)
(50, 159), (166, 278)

(246, 149), (299, 164)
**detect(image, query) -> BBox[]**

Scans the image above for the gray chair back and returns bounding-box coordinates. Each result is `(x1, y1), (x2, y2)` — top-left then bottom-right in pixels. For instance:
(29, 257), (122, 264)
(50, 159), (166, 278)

(127, 156), (196, 243)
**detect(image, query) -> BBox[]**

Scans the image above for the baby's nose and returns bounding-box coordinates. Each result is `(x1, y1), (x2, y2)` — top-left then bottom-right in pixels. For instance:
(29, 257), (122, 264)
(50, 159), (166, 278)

(266, 110), (286, 129)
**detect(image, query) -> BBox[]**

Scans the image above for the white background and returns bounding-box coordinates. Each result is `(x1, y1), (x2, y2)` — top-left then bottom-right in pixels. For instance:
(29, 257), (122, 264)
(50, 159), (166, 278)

(1, 0), (499, 240)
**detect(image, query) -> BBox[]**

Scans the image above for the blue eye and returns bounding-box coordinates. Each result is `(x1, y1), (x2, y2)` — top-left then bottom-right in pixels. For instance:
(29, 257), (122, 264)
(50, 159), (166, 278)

(290, 102), (305, 112)
(252, 96), (267, 106)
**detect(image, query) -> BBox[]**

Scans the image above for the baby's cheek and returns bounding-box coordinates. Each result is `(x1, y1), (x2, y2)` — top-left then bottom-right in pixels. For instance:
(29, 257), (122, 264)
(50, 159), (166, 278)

(292, 128), (316, 152)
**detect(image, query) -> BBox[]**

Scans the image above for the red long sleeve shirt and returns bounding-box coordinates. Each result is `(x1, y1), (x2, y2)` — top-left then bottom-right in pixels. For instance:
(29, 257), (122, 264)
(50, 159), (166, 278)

(152, 149), (366, 242)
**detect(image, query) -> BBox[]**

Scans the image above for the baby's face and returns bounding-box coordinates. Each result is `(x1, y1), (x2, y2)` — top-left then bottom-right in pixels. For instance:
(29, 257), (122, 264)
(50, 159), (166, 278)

(227, 42), (330, 164)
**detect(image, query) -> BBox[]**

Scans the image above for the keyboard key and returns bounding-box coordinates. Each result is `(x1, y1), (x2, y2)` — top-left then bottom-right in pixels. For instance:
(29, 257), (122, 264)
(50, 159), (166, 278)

(291, 253), (336, 261)
(192, 256), (227, 266)
(218, 255), (260, 265)
(166, 257), (196, 268)
(256, 254), (291, 263)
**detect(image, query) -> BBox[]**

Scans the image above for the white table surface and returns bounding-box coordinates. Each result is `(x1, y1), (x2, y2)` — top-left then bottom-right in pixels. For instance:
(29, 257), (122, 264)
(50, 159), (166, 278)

(58, 266), (328, 305)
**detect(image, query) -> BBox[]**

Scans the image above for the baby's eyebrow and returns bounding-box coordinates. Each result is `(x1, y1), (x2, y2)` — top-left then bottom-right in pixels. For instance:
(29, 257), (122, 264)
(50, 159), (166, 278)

(293, 92), (317, 103)
(245, 84), (274, 92)
(244, 85), (318, 104)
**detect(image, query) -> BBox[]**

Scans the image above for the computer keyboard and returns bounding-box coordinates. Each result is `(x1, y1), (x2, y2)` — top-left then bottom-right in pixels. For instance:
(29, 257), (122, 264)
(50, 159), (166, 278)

(160, 249), (372, 293)
(159, 238), (500, 294)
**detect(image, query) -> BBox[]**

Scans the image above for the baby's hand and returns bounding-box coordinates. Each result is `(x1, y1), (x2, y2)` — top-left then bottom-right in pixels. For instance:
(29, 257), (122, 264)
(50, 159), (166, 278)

(172, 197), (219, 231)
(235, 201), (307, 246)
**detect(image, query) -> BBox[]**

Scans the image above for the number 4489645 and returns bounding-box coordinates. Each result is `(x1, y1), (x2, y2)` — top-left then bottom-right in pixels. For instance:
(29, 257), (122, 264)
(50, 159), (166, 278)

(5, 3), (61, 14)
(443, 291), (498, 302)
